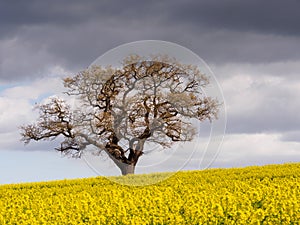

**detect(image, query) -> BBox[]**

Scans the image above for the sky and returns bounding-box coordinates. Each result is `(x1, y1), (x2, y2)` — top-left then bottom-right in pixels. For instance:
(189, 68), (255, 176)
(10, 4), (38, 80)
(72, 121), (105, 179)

(0, 0), (300, 184)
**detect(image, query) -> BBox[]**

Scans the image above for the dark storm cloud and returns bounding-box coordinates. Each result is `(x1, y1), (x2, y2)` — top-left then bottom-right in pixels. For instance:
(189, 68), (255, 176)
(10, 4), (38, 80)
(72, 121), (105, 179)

(0, 0), (157, 32)
(0, 0), (164, 81)
(227, 111), (300, 134)
(2, 0), (299, 36)
(1, 0), (300, 82)
(169, 0), (300, 36)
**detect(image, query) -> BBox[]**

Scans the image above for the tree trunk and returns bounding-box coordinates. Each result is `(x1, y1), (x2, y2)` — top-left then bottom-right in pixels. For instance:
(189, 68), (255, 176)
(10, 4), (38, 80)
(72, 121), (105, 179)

(107, 146), (142, 176)
(120, 163), (135, 175)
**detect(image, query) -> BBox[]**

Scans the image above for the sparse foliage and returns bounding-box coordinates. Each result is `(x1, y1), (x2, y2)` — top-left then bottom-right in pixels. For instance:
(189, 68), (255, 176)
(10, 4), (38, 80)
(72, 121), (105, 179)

(20, 55), (219, 175)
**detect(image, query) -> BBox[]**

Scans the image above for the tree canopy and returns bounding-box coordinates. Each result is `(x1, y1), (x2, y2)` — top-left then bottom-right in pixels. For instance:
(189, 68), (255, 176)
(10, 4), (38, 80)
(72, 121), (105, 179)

(20, 55), (219, 175)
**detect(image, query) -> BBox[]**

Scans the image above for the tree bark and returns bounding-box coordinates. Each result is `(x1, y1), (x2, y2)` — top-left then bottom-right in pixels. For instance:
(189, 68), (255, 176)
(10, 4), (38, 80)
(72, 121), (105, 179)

(120, 163), (135, 175)
(110, 156), (138, 176)
(105, 143), (143, 175)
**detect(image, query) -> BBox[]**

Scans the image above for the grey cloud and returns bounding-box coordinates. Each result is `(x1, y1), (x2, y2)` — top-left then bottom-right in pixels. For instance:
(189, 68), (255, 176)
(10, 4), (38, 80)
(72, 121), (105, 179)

(0, 37), (58, 82)
(1, 0), (300, 81)
(0, 0), (166, 82)
(180, 30), (300, 65)
(213, 60), (300, 82)
(2, 19), (300, 83)
(224, 80), (300, 134)
(169, 0), (300, 36)
(227, 112), (300, 134)
(210, 59), (300, 137)
(2, 0), (300, 36)
(0, 0), (158, 33)
(280, 131), (300, 143)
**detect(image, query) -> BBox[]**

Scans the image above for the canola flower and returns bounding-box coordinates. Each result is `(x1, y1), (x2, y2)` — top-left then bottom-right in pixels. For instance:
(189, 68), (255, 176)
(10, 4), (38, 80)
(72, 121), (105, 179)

(0, 163), (299, 224)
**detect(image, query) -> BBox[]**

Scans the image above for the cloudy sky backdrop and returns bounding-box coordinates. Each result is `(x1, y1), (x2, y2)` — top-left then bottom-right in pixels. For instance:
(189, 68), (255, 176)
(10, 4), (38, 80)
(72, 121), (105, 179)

(0, 0), (299, 184)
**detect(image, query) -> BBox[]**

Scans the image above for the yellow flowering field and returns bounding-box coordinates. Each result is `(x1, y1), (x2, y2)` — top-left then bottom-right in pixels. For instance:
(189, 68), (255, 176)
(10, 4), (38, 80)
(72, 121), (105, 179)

(0, 163), (299, 224)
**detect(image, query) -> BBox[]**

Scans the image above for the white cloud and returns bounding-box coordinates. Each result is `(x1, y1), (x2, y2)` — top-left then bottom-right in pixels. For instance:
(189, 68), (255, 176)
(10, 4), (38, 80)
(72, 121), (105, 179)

(0, 96), (32, 133)
(213, 133), (300, 168)
(212, 61), (300, 134)
(0, 76), (68, 151)
(213, 60), (300, 80)
(2, 75), (65, 99)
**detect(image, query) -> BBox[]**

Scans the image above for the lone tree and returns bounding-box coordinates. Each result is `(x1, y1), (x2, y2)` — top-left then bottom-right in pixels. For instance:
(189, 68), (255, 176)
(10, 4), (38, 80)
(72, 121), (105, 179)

(20, 55), (219, 175)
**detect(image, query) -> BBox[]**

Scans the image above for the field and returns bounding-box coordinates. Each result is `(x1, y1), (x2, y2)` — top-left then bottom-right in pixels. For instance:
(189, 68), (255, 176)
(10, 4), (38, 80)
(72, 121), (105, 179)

(0, 163), (299, 224)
